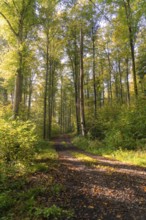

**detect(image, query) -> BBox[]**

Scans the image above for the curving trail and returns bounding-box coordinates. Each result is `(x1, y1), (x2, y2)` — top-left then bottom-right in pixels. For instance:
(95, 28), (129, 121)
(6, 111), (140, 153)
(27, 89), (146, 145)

(52, 135), (146, 220)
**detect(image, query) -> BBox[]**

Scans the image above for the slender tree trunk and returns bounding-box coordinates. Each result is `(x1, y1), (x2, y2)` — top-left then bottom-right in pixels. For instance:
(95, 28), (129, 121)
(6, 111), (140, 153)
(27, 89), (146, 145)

(13, 16), (24, 118)
(43, 33), (49, 139)
(60, 75), (63, 133)
(69, 37), (81, 135)
(3, 89), (8, 105)
(80, 28), (86, 136)
(23, 79), (27, 106)
(123, 0), (138, 97)
(118, 59), (123, 103)
(125, 58), (130, 105)
(114, 71), (119, 101)
(13, 54), (23, 118)
(74, 36), (81, 135)
(48, 59), (54, 139)
(129, 35), (138, 97)
(75, 81), (81, 134)
(92, 27), (97, 118)
(100, 61), (105, 106)
(86, 71), (90, 107)
(27, 77), (32, 119)
(107, 51), (113, 104)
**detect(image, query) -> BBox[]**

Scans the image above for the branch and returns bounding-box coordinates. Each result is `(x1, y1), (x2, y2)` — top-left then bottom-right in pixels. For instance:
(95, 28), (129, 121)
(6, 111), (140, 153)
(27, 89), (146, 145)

(89, 0), (111, 23)
(0, 11), (18, 37)
(12, 0), (19, 14)
(23, 0), (33, 17)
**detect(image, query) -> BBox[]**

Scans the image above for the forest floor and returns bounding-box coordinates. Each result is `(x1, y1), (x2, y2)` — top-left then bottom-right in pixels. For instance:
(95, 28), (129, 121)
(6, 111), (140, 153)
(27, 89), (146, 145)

(50, 134), (146, 220)
(1, 135), (146, 220)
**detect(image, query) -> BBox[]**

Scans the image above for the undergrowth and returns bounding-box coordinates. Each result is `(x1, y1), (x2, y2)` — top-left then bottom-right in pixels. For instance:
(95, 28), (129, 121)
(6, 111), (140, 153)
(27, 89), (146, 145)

(72, 136), (146, 167)
(0, 140), (74, 220)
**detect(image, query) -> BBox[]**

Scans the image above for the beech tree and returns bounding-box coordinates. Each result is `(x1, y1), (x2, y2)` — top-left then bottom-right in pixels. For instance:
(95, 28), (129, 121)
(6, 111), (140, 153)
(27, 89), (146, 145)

(0, 0), (36, 118)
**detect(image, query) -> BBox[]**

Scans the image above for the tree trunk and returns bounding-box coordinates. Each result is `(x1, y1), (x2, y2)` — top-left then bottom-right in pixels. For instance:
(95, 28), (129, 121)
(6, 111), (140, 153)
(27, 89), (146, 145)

(123, 0), (138, 97)
(80, 28), (86, 136)
(48, 59), (54, 139)
(92, 27), (97, 118)
(13, 55), (23, 118)
(118, 59), (123, 103)
(27, 77), (32, 119)
(3, 89), (8, 105)
(43, 33), (49, 139)
(107, 51), (113, 104)
(13, 14), (24, 118)
(129, 35), (138, 97)
(68, 37), (81, 135)
(74, 40), (81, 135)
(125, 58), (130, 105)
(100, 61), (105, 106)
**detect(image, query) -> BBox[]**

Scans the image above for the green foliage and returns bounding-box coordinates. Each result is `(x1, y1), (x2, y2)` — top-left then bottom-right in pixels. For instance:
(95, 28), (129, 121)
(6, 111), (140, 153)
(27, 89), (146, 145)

(72, 136), (89, 150)
(0, 193), (14, 215)
(0, 138), (62, 220)
(33, 205), (74, 220)
(51, 121), (61, 137)
(104, 100), (146, 150)
(72, 136), (109, 155)
(50, 184), (64, 196)
(0, 119), (37, 168)
(72, 136), (146, 167)
(29, 140), (58, 174)
(35, 140), (58, 160)
(87, 119), (106, 140)
(111, 149), (146, 167)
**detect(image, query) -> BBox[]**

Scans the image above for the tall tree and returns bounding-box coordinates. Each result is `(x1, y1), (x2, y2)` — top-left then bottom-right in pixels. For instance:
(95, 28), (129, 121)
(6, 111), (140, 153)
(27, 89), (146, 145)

(0, 0), (36, 118)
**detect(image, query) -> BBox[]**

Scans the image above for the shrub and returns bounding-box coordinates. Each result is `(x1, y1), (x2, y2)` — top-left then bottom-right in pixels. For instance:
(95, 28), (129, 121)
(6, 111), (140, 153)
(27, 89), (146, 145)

(104, 99), (146, 150)
(72, 136), (89, 150)
(87, 120), (106, 140)
(0, 119), (37, 168)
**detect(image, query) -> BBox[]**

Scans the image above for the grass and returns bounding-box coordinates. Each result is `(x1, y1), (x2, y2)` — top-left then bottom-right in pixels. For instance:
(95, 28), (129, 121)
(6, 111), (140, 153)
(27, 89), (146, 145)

(0, 140), (74, 220)
(72, 136), (146, 167)
(61, 141), (69, 148)
(110, 149), (146, 167)
(29, 140), (58, 173)
(33, 205), (74, 219)
(71, 152), (96, 166)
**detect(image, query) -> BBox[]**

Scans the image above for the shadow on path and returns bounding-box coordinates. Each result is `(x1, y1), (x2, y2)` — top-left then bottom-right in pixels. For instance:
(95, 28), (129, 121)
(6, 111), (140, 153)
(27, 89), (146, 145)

(52, 135), (146, 220)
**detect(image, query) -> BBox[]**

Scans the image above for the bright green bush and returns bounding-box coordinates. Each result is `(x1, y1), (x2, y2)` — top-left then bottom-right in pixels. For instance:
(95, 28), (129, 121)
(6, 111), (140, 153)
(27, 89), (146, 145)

(104, 100), (146, 150)
(72, 136), (89, 150)
(0, 119), (37, 167)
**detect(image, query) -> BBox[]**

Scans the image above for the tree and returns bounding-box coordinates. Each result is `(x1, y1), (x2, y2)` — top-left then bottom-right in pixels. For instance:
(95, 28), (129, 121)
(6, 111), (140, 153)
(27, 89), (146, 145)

(0, 0), (36, 118)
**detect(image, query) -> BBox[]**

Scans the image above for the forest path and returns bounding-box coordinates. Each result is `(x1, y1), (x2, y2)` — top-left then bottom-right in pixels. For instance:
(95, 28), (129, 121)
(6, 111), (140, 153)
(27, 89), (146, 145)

(52, 134), (146, 220)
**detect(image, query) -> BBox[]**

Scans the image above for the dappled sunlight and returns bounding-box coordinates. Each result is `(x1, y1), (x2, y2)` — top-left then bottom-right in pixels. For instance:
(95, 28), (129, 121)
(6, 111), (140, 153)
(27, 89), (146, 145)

(53, 137), (146, 219)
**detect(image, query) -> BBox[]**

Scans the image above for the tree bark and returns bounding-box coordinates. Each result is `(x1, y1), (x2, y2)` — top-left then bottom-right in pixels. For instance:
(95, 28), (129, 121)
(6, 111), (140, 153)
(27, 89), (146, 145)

(13, 52), (23, 118)
(123, 0), (138, 97)
(27, 76), (32, 119)
(107, 50), (113, 104)
(125, 57), (130, 105)
(80, 28), (86, 136)
(118, 59), (123, 103)
(92, 27), (97, 118)
(68, 37), (81, 135)
(43, 33), (49, 139)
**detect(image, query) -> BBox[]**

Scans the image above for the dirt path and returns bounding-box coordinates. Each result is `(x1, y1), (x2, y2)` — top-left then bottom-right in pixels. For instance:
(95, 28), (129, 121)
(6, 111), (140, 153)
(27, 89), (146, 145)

(52, 135), (146, 220)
